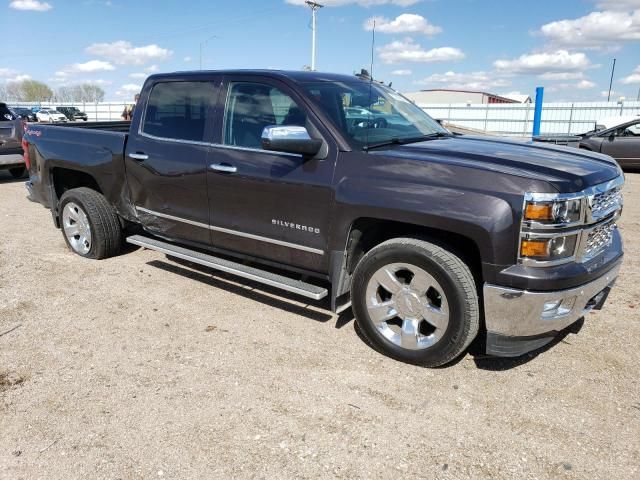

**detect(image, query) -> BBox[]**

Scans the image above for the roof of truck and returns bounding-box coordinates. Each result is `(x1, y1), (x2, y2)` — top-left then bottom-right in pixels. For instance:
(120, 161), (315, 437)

(149, 69), (369, 84)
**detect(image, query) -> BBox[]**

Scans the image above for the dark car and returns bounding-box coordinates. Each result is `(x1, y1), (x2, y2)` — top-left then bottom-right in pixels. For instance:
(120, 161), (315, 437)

(10, 107), (37, 122)
(57, 106), (89, 122)
(22, 70), (624, 367)
(580, 119), (640, 169)
(0, 102), (25, 178)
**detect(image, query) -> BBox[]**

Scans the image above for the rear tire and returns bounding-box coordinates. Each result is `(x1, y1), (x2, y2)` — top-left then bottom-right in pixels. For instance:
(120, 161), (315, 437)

(351, 237), (479, 367)
(59, 187), (122, 260)
(9, 167), (26, 179)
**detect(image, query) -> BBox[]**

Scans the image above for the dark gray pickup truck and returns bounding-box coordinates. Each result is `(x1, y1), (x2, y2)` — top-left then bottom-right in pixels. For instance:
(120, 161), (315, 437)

(23, 70), (624, 366)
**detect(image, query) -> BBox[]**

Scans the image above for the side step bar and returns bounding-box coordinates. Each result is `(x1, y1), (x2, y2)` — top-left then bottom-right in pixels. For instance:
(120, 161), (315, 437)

(126, 235), (329, 301)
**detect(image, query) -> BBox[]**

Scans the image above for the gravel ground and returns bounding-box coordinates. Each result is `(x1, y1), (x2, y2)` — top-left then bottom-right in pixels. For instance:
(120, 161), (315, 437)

(0, 170), (639, 480)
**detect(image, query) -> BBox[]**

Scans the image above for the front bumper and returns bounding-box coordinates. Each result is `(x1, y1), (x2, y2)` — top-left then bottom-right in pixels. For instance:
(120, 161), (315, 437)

(483, 261), (621, 356)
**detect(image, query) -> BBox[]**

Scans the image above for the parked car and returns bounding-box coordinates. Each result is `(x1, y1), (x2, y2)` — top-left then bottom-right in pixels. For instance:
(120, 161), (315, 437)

(580, 118), (640, 169)
(23, 70), (624, 367)
(57, 106), (88, 122)
(36, 108), (68, 123)
(10, 107), (37, 122)
(0, 102), (26, 178)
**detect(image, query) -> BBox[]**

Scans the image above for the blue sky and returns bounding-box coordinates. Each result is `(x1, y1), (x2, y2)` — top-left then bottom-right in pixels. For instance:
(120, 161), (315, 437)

(1, 0), (640, 101)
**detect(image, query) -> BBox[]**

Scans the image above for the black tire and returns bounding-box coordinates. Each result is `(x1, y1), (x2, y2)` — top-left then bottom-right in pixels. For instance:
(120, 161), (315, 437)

(351, 237), (479, 367)
(59, 187), (122, 260)
(9, 167), (26, 179)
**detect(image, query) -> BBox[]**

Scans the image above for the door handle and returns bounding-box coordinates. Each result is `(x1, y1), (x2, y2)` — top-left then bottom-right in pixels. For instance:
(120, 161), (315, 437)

(129, 153), (149, 161)
(209, 163), (237, 173)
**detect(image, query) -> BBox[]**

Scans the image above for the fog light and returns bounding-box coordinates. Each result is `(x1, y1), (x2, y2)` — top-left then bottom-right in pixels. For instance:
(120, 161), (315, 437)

(541, 297), (576, 319)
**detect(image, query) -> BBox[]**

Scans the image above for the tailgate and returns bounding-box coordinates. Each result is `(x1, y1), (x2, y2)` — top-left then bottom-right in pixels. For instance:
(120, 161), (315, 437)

(0, 119), (22, 148)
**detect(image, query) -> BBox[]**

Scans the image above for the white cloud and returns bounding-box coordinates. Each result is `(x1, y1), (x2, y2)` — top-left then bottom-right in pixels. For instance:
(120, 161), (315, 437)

(7, 74), (32, 83)
(621, 65), (640, 84)
(379, 39), (465, 64)
(145, 64), (160, 73)
(286, 0), (420, 6)
(364, 14), (441, 36)
(9, 0), (52, 11)
(129, 73), (147, 79)
(86, 41), (172, 65)
(68, 60), (115, 73)
(576, 80), (596, 89)
(539, 10), (640, 48)
(494, 50), (591, 74)
(601, 89), (621, 98)
(0, 68), (18, 77)
(415, 70), (511, 90)
(115, 83), (142, 98)
(183, 56), (192, 62)
(391, 69), (412, 76)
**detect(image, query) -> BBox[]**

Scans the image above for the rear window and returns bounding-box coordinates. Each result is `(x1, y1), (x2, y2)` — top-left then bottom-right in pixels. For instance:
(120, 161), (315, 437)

(0, 103), (15, 121)
(142, 81), (215, 142)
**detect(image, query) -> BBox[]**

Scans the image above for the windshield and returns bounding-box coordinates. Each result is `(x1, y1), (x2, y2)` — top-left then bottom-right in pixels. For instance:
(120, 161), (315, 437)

(302, 80), (447, 149)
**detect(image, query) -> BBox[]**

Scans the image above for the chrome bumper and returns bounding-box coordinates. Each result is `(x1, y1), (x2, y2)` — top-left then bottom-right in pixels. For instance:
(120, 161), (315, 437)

(483, 263), (621, 337)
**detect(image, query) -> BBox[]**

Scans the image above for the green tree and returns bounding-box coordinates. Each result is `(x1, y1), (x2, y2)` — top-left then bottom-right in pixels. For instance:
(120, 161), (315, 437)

(18, 80), (53, 102)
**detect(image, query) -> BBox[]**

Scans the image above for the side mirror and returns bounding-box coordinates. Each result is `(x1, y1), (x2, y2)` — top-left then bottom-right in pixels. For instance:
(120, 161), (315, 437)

(261, 125), (322, 157)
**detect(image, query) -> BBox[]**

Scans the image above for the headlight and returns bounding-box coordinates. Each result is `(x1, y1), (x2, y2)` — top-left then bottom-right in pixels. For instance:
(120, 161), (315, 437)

(524, 198), (583, 225)
(520, 234), (579, 262)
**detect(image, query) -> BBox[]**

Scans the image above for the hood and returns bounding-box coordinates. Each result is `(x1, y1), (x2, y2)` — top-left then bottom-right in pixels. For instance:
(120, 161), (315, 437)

(375, 135), (620, 193)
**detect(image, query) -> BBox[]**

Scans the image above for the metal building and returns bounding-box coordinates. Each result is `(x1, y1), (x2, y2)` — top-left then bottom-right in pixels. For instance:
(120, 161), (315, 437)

(404, 89), (530, 105)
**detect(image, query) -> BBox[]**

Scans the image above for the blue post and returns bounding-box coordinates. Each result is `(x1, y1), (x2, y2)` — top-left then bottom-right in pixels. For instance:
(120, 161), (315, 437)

(532, 86), (544, 138)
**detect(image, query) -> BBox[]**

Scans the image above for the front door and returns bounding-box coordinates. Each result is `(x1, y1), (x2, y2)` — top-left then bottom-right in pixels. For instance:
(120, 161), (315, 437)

(125, 78), (219, 245)
(206, 77), (337, 273)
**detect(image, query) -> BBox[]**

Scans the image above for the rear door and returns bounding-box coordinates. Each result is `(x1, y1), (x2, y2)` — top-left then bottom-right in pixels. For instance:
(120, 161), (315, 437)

(205, 75), (338, 273)
(600, 121), (640, 168)
(125, 77), (220, 245)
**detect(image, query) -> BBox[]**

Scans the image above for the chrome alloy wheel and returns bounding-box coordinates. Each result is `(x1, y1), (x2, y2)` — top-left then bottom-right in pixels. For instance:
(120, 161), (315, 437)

(365, 262), (450, 350)
(62, 202), (92, 255)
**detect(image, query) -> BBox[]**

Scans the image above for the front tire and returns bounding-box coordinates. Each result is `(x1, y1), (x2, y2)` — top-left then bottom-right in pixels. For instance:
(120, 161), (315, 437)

(59, 187), (122, 259)
(352, 237), (479, 367)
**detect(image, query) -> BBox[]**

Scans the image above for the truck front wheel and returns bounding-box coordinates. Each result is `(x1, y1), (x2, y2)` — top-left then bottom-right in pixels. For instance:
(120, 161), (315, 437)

(59, 188), (122, 259)
(351, 238), (479, 367)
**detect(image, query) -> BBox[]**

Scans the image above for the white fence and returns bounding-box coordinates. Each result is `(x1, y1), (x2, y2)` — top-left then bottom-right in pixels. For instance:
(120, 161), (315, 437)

(9, 100), (640, 136)
(420, 101), (640, 137)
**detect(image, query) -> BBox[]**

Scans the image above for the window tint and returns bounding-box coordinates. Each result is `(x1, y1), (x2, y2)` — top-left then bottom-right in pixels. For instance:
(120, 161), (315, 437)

(223, 82), (307, 149)
(143, 81), (214, 142)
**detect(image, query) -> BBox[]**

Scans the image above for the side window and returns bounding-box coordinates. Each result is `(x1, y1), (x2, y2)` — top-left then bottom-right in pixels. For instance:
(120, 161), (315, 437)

(142, 81), (214, 142)
(223, 82), (307, 149)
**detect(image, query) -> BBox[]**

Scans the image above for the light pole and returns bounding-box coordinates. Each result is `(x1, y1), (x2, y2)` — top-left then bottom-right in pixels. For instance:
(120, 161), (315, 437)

(305, 1), (323, 71)
(199, 34), (219, 70)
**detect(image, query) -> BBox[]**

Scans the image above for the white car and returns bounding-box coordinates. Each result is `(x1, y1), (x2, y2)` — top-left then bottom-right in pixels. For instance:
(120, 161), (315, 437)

(36, 108), (67, 123)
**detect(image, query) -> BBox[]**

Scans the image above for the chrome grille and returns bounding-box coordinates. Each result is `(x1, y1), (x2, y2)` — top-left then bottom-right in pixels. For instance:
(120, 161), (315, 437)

(582, 221), (616, 262)
(589, 186), (622, 221)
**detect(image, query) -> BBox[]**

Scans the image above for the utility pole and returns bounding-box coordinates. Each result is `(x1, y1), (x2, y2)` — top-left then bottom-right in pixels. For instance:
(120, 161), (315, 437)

(607, 58), (616, 102)
(305, 1), (323, 71)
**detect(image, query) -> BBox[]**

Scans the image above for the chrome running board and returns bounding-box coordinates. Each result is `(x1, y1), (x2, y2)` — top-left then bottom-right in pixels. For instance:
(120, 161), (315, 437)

(126, 235), (329, 301)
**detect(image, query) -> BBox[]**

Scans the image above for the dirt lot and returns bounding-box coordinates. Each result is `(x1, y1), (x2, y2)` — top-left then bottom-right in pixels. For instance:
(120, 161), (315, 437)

(0, 171), (639, 480)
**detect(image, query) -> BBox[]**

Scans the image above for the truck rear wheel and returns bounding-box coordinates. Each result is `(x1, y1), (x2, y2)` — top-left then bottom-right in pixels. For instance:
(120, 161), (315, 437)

(59, 187), (122, 260)
(351, 237), (479, 367)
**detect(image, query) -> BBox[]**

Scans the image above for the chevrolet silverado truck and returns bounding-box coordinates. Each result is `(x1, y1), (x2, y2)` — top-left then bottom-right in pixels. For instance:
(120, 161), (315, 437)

(23, 70), (624, 367)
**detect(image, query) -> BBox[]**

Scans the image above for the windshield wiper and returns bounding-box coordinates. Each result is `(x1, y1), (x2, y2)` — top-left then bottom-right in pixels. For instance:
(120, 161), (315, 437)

(363, 132), (450, 151)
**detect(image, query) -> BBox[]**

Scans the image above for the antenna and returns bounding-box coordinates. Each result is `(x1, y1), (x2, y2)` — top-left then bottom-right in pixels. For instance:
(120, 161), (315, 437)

(305, 1), (324, 71)
(365, 20), (375, 152)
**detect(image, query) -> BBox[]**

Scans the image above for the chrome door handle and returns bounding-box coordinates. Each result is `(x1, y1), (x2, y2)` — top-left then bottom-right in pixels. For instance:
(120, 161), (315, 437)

(209, 163), (237, 173)
(129, 153), (149, 161)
